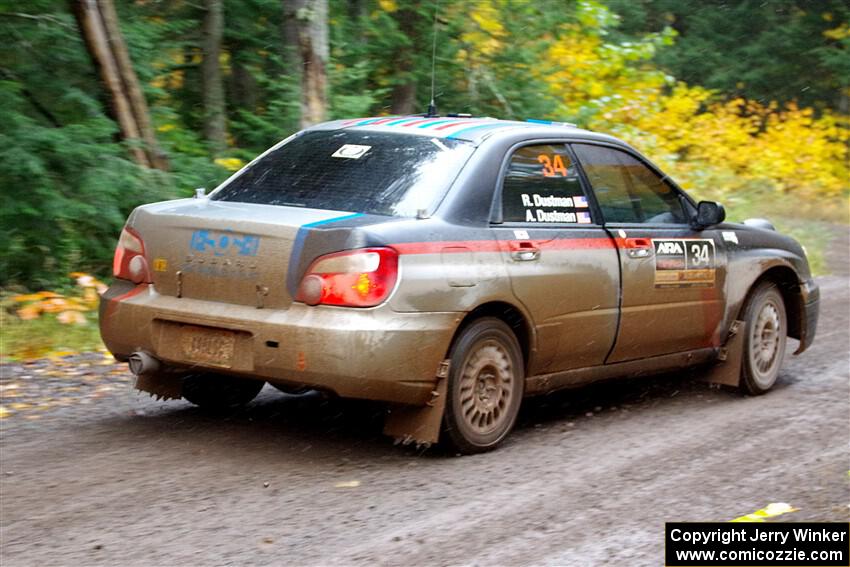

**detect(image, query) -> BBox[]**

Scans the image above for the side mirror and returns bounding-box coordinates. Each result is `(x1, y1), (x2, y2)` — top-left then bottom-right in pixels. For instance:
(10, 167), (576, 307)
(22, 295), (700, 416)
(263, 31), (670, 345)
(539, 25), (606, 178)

(693, 200), (725, 229)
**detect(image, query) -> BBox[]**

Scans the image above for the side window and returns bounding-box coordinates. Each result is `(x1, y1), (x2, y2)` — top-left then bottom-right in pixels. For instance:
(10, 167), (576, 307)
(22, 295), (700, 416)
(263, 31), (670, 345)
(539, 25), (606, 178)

(572, 144), (687, 224)
(501, 144), (592, 224)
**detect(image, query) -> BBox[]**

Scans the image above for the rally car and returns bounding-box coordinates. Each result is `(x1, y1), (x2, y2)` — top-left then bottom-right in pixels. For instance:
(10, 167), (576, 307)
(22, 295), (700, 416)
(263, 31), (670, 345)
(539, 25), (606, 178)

(99, 115), (819, 453)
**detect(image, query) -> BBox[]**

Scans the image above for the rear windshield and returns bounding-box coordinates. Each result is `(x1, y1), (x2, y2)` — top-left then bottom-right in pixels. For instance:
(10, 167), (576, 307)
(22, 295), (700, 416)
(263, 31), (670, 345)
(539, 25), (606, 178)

(211, 130), (475, 217)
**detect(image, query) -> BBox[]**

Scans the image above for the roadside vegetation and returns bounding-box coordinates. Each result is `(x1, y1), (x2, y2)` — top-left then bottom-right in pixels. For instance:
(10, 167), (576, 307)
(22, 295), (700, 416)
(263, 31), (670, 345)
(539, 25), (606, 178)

(1, 0), (847, 360)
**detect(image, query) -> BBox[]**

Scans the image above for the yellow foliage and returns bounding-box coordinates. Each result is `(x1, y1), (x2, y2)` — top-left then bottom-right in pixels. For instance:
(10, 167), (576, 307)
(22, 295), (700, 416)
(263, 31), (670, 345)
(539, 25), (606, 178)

(541, 8), (848, 198)
(823, 24), (850, 40)
(457, 1), (848, 199)
(461, 0), (505, 58)
(377, 0), (398, 12)
(214, 157), (246, 171)
(10, 272), (106, 324)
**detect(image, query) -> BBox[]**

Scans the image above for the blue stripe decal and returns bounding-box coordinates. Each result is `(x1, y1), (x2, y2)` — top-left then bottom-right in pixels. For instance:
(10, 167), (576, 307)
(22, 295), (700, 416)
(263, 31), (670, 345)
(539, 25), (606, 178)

(417, 119), (459, 129)
(286, 212), (365, 296)
(385, 117), (420, 126)
(301, 212), (363, 229)
(447, 123), (509, 139)
(354, 118), (383, 126)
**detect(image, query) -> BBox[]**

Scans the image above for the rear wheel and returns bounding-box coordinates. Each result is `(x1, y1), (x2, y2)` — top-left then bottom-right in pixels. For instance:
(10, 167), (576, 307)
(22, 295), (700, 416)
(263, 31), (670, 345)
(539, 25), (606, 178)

(182, 373), (265, 410)
(740, 282), (787, 395)
(442, 318), (524, 454)
(269, 383), (312, 396)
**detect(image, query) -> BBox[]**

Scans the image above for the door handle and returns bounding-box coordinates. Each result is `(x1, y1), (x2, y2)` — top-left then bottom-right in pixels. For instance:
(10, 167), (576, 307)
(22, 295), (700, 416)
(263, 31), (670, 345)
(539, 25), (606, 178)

(624, 238), (653, 259)
(509, 241), (541, 261)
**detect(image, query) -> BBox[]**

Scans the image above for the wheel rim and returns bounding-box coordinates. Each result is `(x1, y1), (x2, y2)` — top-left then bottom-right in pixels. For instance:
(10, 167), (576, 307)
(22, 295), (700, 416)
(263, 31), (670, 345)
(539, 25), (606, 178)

(458, 339), (515, 436)
(749, 298), (783, 386)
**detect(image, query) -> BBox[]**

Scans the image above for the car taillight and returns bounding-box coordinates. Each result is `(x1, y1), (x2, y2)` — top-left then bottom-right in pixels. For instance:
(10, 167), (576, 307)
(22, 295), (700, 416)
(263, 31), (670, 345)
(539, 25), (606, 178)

(296, 247), (399, 308)
(112, 226), (151, 284)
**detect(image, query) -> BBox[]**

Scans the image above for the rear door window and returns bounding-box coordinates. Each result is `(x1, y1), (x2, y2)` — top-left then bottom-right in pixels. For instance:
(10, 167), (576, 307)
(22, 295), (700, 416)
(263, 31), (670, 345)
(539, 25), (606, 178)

(572, 143), (687, 224)
(212, 130), (475, 217)
(501, 144), (592, 224)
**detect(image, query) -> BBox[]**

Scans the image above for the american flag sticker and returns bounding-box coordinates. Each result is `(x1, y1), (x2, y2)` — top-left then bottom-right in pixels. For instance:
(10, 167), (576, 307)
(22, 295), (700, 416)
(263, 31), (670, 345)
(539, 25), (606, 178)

(573, 195), (588, 208)
(577, 211), (592, 224)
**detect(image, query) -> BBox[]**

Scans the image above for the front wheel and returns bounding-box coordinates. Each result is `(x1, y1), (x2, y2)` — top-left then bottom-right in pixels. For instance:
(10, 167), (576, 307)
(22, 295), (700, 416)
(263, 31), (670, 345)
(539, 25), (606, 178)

(442, 318), (524, 454)
(182, 373), (265, 410)
(740, 281), (787, 395)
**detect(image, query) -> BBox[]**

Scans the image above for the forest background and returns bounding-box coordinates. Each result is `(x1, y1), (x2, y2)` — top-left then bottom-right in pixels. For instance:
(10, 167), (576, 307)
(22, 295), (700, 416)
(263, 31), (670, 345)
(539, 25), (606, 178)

(1, 0), (847, 357)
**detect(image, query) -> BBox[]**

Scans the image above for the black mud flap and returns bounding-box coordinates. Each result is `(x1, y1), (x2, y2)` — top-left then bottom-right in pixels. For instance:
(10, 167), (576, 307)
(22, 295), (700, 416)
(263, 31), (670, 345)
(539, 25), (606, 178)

(134, 372), (183, 401)
(383, 360), (450, 447)
(702, 320), (745, 387)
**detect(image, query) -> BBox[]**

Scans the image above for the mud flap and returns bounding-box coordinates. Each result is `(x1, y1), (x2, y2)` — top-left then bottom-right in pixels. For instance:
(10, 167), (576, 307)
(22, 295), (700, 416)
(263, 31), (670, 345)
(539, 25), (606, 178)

(134, 371), (183, 401)
(383, 360), (450, 447)
(702, 320), (745, 387)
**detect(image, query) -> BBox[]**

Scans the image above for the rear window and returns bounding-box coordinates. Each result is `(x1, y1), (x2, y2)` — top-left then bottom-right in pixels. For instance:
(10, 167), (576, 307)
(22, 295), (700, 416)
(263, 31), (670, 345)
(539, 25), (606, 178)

(211, 130), (475, 217)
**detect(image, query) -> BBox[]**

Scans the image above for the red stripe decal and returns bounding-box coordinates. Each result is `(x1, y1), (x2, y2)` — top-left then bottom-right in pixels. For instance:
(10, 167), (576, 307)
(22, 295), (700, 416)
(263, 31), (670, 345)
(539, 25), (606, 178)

(102, 283), (148, 321)
(402, 118), (441, 127)
(392, 237), (615, 255)
(366, 117), (401, 126)
(341, 117), (370, 125)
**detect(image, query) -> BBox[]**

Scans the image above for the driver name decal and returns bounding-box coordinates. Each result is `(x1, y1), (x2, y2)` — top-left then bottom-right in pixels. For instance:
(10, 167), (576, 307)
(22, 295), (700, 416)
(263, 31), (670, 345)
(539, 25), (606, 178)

(653, 238), (716, 288)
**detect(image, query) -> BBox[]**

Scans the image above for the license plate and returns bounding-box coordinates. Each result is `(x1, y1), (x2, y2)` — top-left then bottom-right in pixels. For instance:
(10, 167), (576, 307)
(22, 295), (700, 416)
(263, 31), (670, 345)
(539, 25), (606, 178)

(180, 325), (236, 368)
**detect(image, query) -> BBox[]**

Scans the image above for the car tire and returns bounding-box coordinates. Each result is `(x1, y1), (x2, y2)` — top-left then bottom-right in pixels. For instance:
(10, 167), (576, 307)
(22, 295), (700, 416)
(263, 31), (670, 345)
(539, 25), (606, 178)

(740, 281), (788, 395)
(269, 383), (312, 396)
(182, 373), (265, 410)
(442, 318), (524, 454)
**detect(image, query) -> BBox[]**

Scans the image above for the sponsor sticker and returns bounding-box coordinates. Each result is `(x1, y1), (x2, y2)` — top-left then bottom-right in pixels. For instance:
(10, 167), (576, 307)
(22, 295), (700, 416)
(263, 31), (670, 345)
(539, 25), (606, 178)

(189, 230), (260, 256)
(653, 238), (716, 288)
(513, 230), (530, 240)
(518, 192), (592, 224)
(332, 144), (371, 159)
(722, 231), (739, 244)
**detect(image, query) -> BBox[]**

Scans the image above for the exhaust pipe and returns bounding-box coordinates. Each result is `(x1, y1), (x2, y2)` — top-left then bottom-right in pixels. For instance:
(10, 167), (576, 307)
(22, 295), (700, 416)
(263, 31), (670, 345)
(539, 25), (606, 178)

(128, 351), (160, 376)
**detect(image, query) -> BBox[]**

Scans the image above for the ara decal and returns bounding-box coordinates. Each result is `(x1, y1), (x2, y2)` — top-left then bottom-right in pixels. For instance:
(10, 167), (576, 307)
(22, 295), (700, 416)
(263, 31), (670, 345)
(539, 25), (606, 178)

(653, 238), (716, 288)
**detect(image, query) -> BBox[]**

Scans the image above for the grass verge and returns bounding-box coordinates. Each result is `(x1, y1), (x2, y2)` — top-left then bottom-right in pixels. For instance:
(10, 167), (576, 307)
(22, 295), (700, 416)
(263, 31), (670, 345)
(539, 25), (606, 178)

(1, 310), (104, 362)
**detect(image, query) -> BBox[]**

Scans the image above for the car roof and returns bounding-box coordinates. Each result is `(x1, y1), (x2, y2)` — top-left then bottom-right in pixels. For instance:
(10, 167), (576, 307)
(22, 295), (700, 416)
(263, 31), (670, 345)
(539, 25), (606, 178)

(307, 115), (626, 146)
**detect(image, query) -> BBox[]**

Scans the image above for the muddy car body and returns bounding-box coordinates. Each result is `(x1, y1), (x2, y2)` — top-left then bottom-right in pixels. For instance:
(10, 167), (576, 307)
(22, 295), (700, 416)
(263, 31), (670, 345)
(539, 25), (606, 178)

(100, 116), (819, 452)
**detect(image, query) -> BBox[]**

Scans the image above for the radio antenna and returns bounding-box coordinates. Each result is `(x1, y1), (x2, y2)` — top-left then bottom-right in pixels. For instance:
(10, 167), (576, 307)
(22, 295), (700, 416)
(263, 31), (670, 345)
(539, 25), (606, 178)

(426, 1), (439, 117)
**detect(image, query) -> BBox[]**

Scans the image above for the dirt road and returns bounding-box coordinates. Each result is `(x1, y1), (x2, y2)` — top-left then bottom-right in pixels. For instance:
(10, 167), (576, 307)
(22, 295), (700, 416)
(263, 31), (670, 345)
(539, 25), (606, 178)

(2, 232), (848, 566)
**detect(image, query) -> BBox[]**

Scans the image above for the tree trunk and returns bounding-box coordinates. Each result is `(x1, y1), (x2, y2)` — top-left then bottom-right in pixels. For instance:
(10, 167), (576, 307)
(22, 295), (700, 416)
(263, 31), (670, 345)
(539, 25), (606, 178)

(98, 0), (168, 170)
(72, 0), (166, 168)
(228, 43), (258, 111)
(283, 0), (328, 128)
(282, 0), (302, 84)
(202, 0), (227, 154)
(347, 0), (367, 45)
(389, 4), (421, 115)
(391, 82), (417, 115)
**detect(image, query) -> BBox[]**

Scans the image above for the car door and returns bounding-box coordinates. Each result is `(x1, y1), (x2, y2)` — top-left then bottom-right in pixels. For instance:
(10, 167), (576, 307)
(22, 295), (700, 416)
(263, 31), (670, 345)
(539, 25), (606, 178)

(571, 142), (727, 363)
(491, 142), (620, 374)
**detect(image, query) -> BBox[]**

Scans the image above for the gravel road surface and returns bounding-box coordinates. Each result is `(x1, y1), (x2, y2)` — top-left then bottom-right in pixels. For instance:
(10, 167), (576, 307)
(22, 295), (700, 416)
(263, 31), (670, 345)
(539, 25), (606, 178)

(2, 230), (848, 566)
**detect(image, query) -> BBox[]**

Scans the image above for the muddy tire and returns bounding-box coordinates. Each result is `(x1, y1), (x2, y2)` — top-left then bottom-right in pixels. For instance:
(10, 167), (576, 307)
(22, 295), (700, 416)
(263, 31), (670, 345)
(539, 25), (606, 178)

(182, 373), (265, 410)
(269, 383), (312, 396)
(740, 281), (788, 395)
(442, 318), (524, 454)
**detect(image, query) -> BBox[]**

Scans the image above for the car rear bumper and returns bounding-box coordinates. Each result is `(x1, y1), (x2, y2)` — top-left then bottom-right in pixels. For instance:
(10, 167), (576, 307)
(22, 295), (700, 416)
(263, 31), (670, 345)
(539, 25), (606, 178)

(99, 281), (460, 405)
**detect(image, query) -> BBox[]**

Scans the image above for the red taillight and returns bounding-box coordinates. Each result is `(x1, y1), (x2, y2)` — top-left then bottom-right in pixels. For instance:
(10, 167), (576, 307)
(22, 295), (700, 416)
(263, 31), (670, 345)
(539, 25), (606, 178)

(296, 247), (399, 308)
(112, 226), (151, 284)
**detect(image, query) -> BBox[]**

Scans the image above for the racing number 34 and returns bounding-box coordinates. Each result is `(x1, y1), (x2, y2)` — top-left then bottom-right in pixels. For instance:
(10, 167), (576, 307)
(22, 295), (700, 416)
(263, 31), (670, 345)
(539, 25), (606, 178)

(537, 154), (569, 177)
(690, 241), (711, 266)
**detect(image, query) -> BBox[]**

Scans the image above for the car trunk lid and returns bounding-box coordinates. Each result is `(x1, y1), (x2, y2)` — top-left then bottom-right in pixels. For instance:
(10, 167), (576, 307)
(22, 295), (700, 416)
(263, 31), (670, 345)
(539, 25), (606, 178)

(130, 199), (361, 309)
